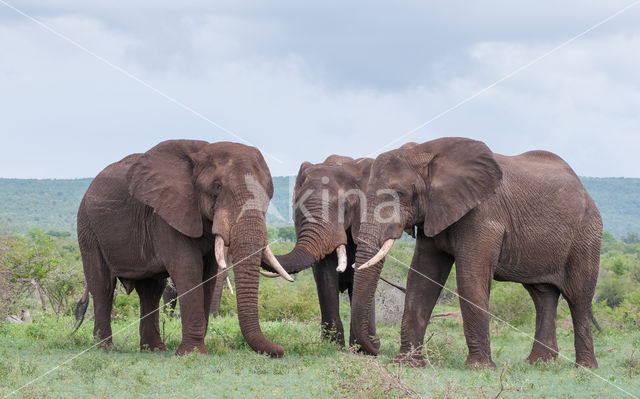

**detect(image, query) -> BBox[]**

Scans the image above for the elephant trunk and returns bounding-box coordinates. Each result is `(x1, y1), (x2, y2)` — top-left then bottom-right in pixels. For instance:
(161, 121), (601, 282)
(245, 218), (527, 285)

(230, 212), (284, 357)
(351, 228), (384, 355)
(273, 208), (339, 274)
(273, 242), (317, 274)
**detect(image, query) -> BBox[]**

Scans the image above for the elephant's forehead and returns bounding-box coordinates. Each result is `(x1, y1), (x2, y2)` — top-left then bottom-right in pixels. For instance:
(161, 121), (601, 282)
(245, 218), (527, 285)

(372, 153), (405, 173)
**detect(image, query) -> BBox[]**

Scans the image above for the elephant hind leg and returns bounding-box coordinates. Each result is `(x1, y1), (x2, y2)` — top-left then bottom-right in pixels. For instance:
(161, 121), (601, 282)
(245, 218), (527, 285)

(79, 235), (116, 350)
(523, 283), (560, 364)
(562, 242), (599, 368)
(135, 278), (168, 351)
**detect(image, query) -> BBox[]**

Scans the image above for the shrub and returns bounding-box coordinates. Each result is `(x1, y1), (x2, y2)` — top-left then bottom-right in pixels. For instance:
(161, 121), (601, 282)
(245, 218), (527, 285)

(489, 282), (535, 327)
(112, 288), (141, 321)
(218, 269), (320, 322)
(596, 273), (635, 308)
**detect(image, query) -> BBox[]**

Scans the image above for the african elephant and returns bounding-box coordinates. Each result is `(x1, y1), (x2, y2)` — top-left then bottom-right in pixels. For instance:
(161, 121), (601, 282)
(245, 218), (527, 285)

(73, 140), (292, 356)
(263, 156), (368, 346)
(351, 137), (601, 369)
(265, 155), (405, 347)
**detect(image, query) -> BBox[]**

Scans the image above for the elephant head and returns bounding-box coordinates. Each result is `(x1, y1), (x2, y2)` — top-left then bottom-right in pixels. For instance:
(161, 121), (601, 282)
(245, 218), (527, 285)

(273, 155), (372, 273)
(351, 137), (502, 355)
(127, 140), (291, 356)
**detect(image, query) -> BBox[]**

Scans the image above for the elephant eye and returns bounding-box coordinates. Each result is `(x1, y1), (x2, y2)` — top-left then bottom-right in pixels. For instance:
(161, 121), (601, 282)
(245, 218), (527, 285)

(212, 182), (222, 195)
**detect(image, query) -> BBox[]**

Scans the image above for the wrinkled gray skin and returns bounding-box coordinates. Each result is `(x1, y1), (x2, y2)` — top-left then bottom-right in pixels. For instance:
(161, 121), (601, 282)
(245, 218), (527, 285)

(75, 140), (284, 357)
(272, 155), (380, 348)
(352, 137), (601, 369)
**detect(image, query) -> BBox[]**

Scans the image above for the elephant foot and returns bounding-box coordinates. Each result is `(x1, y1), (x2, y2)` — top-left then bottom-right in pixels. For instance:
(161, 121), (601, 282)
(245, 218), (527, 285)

(575, 357), (598, 369)
(391, 353), (426, 368)
(465, 356), (496, 369)
(141, 341), (168, 352)
(526, 349), (558, 364)
(176, 342), (209, 356)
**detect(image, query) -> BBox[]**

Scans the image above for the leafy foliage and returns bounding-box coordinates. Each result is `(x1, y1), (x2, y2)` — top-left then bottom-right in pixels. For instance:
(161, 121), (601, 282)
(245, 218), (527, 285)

(0, 229), (84, 318)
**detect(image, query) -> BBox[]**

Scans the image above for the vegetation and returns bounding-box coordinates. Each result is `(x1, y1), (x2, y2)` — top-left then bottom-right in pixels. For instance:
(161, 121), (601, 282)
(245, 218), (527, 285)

(2, 176), (640, 236)
(0, 177), (295, 234)
(2, 229), (640, 397)
(0, 178), (91, 234)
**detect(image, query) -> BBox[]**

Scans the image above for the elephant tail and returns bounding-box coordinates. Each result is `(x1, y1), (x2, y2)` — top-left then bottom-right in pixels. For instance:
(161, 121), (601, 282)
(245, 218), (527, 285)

(70, 287), (90, 336)
(379, 276), (406, 294)
(590, 310), (602, 333)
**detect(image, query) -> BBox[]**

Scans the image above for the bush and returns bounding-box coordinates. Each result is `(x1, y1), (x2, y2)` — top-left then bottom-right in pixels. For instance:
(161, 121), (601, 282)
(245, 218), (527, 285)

(596, 273), (635, 308)
(112, 289), (141, 321)
(489, 282), (535, 326)
(0, 235), (14, 319)
(217, 252), (320, 323)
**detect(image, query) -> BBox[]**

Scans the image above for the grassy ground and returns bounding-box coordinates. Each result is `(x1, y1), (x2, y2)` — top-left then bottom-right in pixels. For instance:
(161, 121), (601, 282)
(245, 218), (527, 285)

(2, 240), (639, 398)
(1, 305), (638, 398)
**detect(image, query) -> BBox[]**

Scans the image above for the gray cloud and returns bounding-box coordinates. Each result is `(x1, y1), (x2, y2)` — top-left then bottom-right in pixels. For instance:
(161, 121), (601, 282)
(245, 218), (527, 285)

(0, 1), (639, 178)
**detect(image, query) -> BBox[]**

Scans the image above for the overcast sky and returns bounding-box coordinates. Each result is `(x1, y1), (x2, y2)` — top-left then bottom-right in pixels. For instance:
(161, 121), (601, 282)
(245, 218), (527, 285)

(1, 1), (639, 178)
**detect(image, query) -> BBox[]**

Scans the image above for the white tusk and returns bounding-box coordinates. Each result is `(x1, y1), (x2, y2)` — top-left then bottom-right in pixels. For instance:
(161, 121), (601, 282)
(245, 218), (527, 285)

(355, 239), (395, 270)
(260, 271), (280, 278)
(225, 276), (234, 295)
(215, 236), (227, 270)
(263, 246), (294, 282)
(336, 245), (348, 272)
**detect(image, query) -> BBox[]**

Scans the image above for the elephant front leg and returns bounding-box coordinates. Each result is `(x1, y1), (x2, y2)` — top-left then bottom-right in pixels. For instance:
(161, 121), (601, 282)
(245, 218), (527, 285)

(168, 258), (208, 355)
(313, 259), (345, 346)
(393, 237), (453, 367)
(523, 283), (560, 364)
(456, 257), (496, 369)
(135, 278), (168, 351)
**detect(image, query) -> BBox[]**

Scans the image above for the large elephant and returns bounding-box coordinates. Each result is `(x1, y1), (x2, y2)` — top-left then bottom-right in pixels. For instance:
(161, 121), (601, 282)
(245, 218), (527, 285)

(74, 140), (292, 356)
(264, 156), (371, 347)
(266, 155), (405, 347)
(351, 137), (601, 368)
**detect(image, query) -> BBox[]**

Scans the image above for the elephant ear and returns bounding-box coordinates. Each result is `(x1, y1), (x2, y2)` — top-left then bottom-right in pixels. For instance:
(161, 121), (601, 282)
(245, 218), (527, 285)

(294, 161), (314, 189)
(411, 138), (502, 237)
(127, 140), (208, 238)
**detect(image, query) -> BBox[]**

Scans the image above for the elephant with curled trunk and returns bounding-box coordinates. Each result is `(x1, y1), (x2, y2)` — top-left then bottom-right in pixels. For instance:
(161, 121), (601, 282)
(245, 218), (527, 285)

(351, 137), (601, 369)
(266, 155), (403, 348)
(74, 140), (292, 356)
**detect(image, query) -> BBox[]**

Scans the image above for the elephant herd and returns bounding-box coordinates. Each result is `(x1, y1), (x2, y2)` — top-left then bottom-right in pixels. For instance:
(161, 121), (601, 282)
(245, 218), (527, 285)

(73, 137), (601, 369)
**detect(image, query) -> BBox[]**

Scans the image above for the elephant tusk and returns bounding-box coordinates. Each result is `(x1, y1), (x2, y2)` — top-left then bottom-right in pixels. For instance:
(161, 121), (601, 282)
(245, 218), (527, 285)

(214, 236), (227, 270)
(335, 245), (348, 272)
(263, 246), (294, 282)
(225, 276), (234, 295)
(354, 239), (395, 270)
(260, 271), (280, 278)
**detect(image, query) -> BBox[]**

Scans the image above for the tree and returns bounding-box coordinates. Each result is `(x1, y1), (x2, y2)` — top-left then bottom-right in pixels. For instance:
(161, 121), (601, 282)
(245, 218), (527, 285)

(277, 226), (297, 242)
(622, 232), (640, 244)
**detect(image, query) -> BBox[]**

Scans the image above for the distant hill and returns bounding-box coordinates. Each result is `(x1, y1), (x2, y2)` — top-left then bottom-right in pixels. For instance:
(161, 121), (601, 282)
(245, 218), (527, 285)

(580, 177), (640, 238)
(0, 177), (295, 234)
(0, 176), (638, 237)
(0, 178), (92, 234)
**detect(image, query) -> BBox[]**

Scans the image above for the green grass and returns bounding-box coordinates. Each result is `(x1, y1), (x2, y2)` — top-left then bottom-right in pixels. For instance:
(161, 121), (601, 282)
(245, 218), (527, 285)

(1, 307), (638, 398)
(2, 238), (640, 398)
